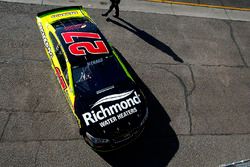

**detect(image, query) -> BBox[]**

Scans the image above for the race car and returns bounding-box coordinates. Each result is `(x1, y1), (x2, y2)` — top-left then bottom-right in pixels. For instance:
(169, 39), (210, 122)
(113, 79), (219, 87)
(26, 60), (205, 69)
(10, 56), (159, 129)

(36, 6), (148, 151)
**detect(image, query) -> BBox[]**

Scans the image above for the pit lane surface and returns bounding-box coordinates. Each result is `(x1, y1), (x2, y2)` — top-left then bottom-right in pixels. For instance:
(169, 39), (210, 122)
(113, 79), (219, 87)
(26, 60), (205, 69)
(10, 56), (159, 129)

(0, 2), (249, 167)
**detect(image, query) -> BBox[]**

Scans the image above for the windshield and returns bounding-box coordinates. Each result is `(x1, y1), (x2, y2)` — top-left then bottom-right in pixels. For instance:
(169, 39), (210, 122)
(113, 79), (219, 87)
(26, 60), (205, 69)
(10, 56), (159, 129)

(72, 55), (128, 94)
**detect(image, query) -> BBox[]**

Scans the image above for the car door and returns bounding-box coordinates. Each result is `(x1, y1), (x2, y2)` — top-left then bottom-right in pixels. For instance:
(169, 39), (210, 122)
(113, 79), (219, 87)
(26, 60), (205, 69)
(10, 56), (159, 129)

(49, 31), (75, 109)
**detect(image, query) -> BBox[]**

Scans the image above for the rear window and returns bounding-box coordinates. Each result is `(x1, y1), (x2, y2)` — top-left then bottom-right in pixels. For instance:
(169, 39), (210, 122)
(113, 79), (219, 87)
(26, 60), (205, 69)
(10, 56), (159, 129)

(53, 18), (112, 67)
(52, 18), (87, 30)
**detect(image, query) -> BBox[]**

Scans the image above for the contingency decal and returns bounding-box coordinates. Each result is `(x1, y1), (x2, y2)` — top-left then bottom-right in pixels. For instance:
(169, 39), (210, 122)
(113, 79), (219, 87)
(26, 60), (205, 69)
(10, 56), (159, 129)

(82, 90), (141, 127)
(61, 32), (109, 56)
(38, 22), (53, 58)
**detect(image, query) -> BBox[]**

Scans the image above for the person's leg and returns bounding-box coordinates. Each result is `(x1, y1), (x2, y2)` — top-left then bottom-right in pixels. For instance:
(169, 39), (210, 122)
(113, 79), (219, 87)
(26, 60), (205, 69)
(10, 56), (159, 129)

(112, 0), (120, 17)
(102, 2), (115, 16)
(113, 3), (119, 17)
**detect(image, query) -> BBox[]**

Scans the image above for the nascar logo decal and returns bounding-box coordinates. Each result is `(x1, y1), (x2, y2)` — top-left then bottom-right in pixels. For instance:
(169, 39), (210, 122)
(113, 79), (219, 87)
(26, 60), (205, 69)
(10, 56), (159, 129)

(82, 90), (141, 127)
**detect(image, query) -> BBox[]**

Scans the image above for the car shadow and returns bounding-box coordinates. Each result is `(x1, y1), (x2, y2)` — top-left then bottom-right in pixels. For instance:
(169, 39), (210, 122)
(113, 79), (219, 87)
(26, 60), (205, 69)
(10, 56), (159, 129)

(97, 48), (179, 167)
(106, 17), (184, 63)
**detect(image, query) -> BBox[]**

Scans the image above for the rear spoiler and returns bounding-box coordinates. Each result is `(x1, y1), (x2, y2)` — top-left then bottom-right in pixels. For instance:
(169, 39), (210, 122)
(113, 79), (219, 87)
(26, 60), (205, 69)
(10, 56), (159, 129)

(37, 6), (81, 17)
(37, 6), (91, 24)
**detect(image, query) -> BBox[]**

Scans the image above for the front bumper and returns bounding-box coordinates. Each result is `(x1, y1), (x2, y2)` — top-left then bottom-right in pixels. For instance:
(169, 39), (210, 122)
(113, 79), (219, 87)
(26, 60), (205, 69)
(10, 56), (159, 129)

(84, 123), (145, 152)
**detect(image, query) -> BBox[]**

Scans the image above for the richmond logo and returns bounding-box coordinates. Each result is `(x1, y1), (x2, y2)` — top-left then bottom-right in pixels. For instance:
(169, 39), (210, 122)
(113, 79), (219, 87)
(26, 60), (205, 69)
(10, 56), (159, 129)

(82, 90), (141, 126)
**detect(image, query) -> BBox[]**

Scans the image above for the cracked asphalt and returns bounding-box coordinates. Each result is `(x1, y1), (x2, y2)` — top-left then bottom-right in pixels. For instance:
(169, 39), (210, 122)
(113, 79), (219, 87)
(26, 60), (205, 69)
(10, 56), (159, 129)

(0, 2), (249, 167)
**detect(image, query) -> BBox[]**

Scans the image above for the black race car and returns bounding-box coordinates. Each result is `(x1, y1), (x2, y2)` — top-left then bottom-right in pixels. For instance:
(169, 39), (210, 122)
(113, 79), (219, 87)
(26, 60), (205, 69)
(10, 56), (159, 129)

(36, 6), (148, 151)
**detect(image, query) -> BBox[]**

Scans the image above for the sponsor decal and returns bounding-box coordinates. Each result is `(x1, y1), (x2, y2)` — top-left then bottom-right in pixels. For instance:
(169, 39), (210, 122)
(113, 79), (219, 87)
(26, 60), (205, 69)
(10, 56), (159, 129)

(38, 22), (53, 58)
(91, 90), (134, 108)
(82, 90), (141, 127)
(64, 24), (83, 31)
(55, 67), (67, 90)
(96, 85), (114, 94)
(51, 11), (78, 18)
(81, 24), (87, 28)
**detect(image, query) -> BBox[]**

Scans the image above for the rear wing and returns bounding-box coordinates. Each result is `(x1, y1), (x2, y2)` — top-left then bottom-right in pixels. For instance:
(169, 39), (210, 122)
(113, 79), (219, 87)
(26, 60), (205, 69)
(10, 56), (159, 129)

(36, 6), (92, 24)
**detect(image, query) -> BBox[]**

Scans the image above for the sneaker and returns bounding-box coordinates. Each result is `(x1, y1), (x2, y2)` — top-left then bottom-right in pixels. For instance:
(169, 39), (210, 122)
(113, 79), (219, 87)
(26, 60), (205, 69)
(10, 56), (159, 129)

(102, 13), (108, 17)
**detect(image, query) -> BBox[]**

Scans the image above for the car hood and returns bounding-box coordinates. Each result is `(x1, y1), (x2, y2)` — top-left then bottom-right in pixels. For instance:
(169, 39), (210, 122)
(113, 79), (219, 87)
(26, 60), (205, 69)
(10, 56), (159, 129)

(74, 85), (147, 139)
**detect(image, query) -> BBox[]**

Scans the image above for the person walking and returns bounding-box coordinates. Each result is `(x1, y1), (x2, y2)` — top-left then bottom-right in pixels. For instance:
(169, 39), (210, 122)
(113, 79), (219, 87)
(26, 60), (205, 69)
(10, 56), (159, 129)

(102, 0), (120, 18)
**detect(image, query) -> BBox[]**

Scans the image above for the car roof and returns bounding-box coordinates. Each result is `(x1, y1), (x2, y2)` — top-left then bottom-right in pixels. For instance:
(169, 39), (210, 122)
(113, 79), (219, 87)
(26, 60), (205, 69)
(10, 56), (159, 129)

(52, 18), (112, 66)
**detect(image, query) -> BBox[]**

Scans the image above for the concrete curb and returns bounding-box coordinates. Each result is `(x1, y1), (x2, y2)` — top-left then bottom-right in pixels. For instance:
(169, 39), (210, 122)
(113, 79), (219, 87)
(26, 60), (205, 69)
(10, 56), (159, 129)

(0, 0), (250, 21)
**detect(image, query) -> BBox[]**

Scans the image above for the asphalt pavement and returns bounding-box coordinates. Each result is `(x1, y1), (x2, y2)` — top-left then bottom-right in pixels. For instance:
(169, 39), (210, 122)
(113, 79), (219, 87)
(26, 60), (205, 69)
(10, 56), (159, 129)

(173, 0), (250, 8)
(1, 0), (250, 21)
(150, 0), (250, 9)
(0, 1), (249, 167)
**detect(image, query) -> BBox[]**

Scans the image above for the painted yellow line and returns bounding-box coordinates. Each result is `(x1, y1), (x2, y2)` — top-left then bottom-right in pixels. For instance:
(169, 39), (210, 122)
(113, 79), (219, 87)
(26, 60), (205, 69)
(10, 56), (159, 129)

(147, 0), (250, 11)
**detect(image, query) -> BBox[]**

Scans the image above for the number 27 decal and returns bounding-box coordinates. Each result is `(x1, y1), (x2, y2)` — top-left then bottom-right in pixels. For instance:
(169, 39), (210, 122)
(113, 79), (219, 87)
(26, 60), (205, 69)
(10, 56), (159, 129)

(61, 32), (109, 56)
